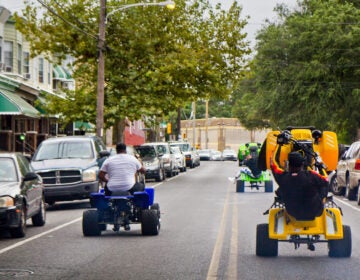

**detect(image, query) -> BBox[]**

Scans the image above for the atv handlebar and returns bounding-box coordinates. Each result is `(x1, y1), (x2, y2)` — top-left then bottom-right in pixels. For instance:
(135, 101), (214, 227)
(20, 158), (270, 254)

(274, 130), (328, 175)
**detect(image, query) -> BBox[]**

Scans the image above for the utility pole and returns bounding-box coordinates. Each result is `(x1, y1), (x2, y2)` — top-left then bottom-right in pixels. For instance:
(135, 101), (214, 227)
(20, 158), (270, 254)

(96, 0), (106, 138)
(192, 101), (196, 148)
(205, 99), (208, 149)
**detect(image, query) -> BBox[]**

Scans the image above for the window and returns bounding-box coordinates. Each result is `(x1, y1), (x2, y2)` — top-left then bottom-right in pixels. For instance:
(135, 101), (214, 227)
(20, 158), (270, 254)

(4, 41), (13, 68)
(48, 63), (51, 85)
(23, 52), (29, 74)
(38, 57), (44, 83)
(0, 37), (3, 62)
(17, 44), (22, 74)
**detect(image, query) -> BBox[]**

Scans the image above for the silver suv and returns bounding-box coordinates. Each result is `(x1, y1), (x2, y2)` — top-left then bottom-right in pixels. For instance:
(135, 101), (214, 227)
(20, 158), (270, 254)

(142, 142), (177, 177)
(31, 136), (109, 205)
(335, 141), (360, 202)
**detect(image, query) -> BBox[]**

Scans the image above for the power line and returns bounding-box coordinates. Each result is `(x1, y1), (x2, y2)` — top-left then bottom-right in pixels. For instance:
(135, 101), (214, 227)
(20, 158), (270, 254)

(35, 0), (98, 41)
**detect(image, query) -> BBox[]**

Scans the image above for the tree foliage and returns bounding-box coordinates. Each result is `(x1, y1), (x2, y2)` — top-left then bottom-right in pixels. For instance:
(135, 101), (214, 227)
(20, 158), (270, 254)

(234, 0), (360, 142)
(15, 0), (250, 137)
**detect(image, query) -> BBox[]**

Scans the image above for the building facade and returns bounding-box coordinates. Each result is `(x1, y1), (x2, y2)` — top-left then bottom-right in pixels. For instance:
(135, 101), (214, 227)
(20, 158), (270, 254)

(0, 7), (74, 154)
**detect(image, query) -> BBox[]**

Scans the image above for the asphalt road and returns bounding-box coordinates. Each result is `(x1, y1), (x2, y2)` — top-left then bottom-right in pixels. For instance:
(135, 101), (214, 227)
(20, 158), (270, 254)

(0, 161), (359, 280)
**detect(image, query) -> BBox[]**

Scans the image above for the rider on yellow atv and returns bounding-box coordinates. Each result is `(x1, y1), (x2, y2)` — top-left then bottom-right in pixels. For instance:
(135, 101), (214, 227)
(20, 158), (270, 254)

(271, 150), (328, 221)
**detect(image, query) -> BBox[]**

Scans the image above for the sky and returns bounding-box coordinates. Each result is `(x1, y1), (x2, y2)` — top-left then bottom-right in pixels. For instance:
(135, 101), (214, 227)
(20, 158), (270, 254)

(1, 0), (298, 49)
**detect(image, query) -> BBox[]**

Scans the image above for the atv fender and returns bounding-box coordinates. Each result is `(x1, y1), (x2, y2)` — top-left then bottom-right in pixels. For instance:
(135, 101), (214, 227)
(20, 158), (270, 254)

(268, 208), (343, 240)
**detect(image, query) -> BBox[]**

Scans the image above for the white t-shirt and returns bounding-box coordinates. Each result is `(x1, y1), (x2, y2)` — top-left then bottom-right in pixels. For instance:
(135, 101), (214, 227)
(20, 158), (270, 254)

(100, 153), (142, 192)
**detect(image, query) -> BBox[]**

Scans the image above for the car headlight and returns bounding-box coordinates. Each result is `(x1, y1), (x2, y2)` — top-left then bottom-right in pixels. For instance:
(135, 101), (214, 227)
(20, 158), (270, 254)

(144, 161), (158, 168)
(83, 167), (98, 182)
(0, 196), (14, 207)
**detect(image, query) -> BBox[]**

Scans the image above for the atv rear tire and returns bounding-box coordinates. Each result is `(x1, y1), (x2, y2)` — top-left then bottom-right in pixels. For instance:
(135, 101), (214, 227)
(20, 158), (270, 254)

(236, 180), (245, 193)
(328, 225), (351, 258)
(265, 181), (273, 193)
(256, 223), (278, 257)
(141, 209), (160, 236)
(83, 210), (101, 236)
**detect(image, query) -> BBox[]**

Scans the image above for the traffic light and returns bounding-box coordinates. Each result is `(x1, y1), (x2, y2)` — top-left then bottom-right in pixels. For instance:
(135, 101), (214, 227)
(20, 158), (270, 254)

(167, 123), (172, 134)
(19, 133), (25, 141)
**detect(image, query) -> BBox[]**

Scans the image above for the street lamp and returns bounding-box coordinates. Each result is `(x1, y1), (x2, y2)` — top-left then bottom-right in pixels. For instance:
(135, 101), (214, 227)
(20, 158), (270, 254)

(96, 0), (176, 138)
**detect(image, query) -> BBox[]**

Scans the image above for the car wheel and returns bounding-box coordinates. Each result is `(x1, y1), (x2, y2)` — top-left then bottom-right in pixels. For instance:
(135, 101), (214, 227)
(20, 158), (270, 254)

(10, 206), (26, 238)
(345, 177), (357, 201)
(357, 183), (360, 205)
(330, 174), (345, 196)
(155, 167), (164, 182)
(32, 198), (46, 226)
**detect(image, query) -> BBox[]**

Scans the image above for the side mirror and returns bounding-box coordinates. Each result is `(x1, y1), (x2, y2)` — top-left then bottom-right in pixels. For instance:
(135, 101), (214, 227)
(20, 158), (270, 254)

(24, 172), (39, 182)
(99, 150), (110, 158)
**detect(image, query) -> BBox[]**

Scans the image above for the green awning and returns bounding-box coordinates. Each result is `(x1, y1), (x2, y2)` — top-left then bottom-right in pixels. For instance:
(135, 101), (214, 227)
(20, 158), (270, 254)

(0, 90), (40, 118)
(74, 121), (94, 131)
(53, 65), (72, 80)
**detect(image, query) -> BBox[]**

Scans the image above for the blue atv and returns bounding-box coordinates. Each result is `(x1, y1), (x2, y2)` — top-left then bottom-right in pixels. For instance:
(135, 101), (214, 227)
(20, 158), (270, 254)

(82, 188), (160, 236)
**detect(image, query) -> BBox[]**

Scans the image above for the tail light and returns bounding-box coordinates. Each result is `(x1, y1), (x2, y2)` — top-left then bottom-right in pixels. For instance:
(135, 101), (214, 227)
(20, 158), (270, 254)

(355, 159), (360, 170)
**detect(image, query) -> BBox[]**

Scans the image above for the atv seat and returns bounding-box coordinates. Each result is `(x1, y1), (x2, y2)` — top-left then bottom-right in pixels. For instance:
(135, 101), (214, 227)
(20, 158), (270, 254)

(286, 212), (319, 227)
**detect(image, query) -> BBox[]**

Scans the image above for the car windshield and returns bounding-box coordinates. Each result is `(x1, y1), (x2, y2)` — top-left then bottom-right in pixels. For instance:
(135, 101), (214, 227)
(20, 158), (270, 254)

(171, 146), (181, 154)
(136, 147), (156, 160)
(0, 158), (18, 182)
(171, 143), (190, 152)
(34, 141), (94, 160)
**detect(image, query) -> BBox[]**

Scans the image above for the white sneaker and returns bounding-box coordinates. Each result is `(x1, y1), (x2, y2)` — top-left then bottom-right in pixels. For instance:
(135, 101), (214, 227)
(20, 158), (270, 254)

(228, 177), (236, 184)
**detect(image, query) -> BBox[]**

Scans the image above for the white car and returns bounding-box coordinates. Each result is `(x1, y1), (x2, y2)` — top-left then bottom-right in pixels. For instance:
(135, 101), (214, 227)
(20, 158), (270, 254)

(170, 146), (186, 172)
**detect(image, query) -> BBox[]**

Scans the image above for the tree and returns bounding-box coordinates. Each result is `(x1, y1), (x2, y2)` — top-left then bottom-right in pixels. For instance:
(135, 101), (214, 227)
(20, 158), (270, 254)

(248, 0), (360, 142)
(15, 0), (250, 141)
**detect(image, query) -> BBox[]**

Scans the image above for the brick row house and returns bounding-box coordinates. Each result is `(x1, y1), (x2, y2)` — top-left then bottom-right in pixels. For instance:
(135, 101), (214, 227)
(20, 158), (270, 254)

(0, 7), (75, 154)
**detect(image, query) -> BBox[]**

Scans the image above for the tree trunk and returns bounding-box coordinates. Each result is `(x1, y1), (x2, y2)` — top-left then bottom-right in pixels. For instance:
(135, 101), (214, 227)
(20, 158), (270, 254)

(113, 118), (126, 144)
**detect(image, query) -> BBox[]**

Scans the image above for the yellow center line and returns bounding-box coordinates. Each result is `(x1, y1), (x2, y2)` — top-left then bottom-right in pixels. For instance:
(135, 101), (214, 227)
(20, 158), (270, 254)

(227, 199), (238, 279)
(206, 184), (232, 280)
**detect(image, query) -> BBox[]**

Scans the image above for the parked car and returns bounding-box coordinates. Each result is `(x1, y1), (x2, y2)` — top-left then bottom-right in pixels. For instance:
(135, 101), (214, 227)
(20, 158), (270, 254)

(142, 142), (177, 177)
(169, 141), (200, 168)
(222, 149), (237, 161)
(0, 153), (46, 238)
(135, 145), (165, 182)
(211, 150), (222, 161)
(198, 149), (212, 161)
(333, 141), (360, 202)
(170, 146), (186, 172)
(31, 136), (109, 205)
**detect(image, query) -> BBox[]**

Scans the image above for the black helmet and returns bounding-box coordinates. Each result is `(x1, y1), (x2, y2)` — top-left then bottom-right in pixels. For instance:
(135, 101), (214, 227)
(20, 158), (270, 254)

(288, 152), (305, 167)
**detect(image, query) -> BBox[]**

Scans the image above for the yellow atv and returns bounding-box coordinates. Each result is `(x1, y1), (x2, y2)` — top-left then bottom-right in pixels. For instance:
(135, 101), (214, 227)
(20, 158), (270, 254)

(256, 127), (351, 257)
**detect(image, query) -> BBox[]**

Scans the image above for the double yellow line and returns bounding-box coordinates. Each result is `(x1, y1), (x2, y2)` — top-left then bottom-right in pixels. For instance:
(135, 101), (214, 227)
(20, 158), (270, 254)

(206, 185), (238, 279)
